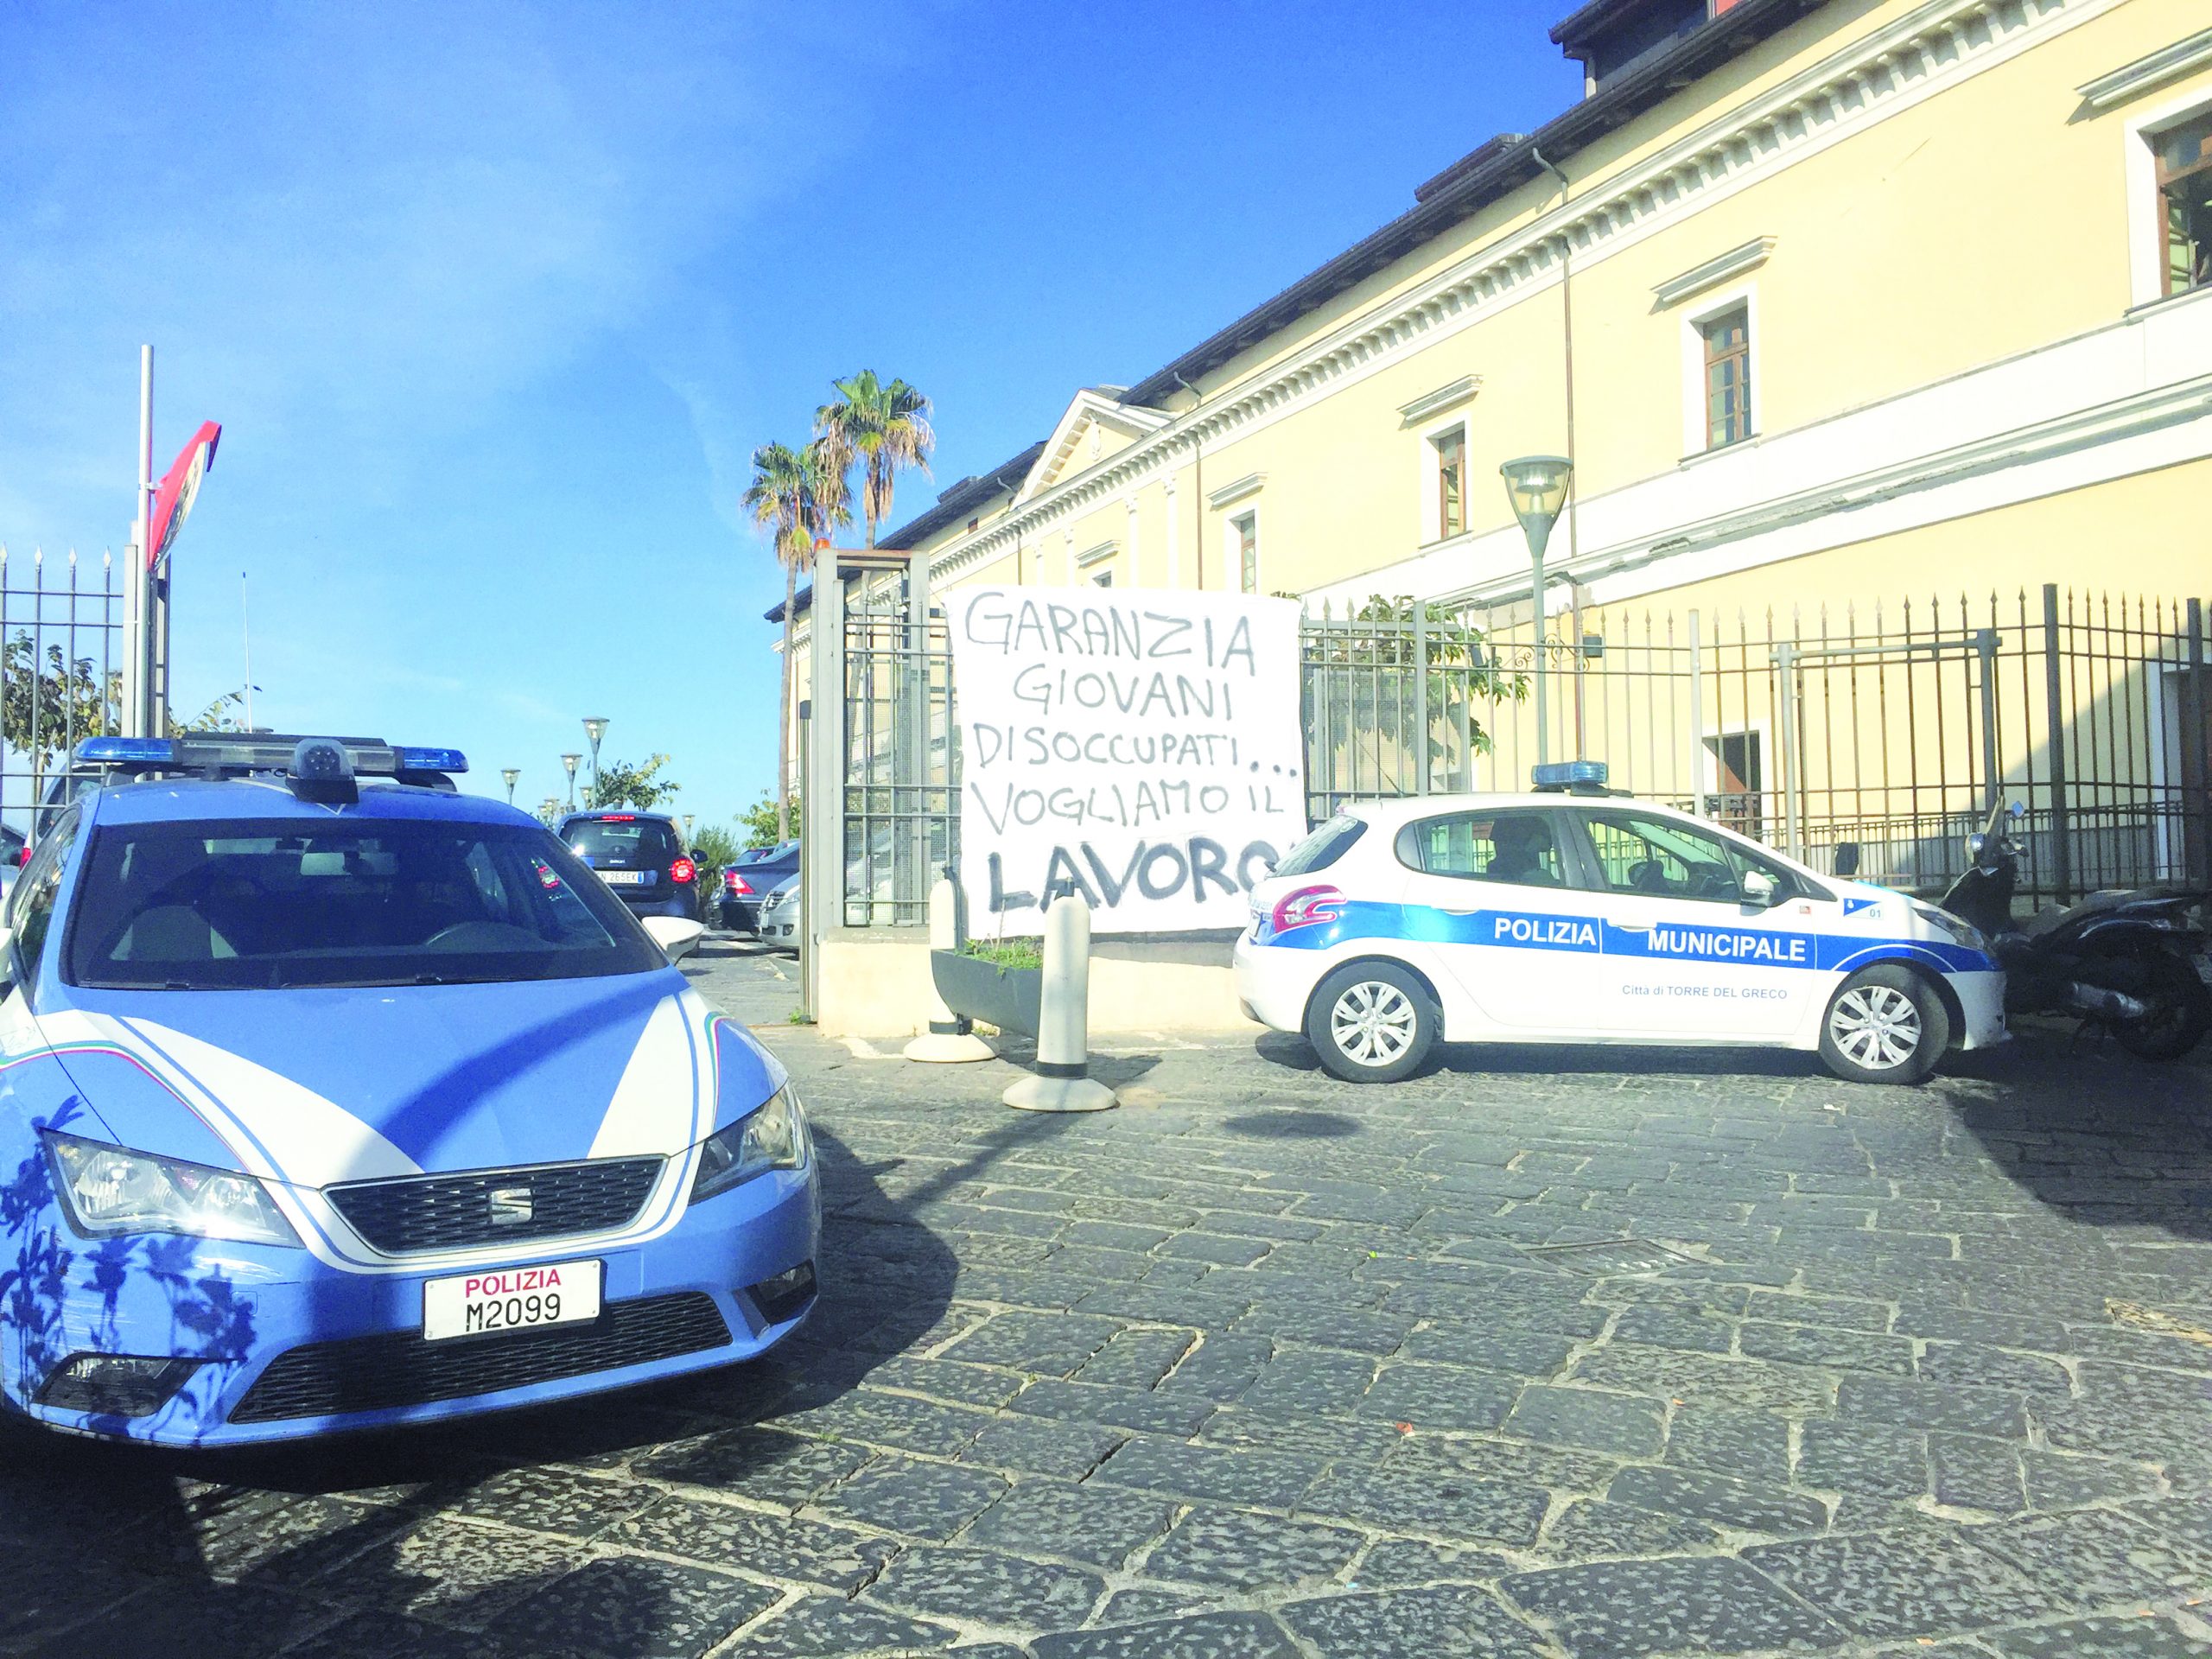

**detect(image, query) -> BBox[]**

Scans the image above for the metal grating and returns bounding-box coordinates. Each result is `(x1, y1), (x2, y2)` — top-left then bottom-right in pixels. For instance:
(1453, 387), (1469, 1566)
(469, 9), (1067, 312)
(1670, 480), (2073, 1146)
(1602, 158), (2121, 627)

(326, 1157), (664, 1255)
(1516, 1239), (1706, 1278)
(229, 1293), (731, 1423)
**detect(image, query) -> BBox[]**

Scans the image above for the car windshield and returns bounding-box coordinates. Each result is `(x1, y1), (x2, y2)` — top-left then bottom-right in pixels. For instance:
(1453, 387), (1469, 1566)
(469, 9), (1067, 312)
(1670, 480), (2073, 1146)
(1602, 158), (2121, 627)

(62, 817), (664, 989)
(565, 817), (678, 865)
(1273, 815), (1366, 877)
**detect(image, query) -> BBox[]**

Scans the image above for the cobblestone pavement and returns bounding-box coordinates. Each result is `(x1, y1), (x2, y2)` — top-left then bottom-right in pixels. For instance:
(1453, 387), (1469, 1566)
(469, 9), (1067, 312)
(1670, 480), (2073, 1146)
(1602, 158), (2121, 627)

(10, 936), (2212, 1657)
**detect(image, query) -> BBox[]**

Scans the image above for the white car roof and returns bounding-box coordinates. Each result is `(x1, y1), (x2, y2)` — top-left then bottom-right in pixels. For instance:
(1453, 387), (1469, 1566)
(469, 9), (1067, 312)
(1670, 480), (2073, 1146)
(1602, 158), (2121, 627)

(1336, 791), (1691, 828)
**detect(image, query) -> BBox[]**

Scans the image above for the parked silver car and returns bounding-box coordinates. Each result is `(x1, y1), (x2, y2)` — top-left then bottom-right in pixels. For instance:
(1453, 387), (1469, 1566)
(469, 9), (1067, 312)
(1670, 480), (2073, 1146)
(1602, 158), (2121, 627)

(756, 874), (801, 950)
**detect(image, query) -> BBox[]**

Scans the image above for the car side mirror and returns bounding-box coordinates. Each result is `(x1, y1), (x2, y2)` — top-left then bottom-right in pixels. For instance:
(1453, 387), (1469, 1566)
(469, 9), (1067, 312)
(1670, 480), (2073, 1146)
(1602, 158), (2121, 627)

(1831, 842), (1860, 878)
(641, 915), (704, 963)
(1740, 868), (1778, 906)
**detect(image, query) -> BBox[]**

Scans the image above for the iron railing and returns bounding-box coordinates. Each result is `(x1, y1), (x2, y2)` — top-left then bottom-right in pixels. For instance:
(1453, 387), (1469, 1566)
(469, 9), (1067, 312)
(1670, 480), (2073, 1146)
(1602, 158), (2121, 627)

(836, 580), (2210, 921)
(840, 588), (955, 927)
(0, 545), (120, 842)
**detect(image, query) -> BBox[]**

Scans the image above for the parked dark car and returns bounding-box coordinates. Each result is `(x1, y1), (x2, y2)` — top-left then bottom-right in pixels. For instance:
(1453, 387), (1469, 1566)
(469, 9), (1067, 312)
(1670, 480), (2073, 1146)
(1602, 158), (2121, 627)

(720, 840), (798, 932)
(558, 810), (702, 921)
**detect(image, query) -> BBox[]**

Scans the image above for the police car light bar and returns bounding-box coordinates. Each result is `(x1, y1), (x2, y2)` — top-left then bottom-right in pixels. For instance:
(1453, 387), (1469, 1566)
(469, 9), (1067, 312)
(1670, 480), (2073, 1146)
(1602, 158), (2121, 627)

(73, 738), (175, 767)
(1531, 760), (1611, 793)
(72, 734), (469, 779)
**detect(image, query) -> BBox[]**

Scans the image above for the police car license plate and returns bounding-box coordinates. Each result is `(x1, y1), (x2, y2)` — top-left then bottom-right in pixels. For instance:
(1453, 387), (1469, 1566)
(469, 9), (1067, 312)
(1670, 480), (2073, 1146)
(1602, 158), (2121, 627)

(599, 869), (645, 886)
(423, 1260), (601, 1341)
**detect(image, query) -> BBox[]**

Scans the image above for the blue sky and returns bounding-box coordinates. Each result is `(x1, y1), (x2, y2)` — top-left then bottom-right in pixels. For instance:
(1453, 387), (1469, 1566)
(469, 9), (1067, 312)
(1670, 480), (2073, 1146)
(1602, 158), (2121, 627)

(0, 1), (1580, 831)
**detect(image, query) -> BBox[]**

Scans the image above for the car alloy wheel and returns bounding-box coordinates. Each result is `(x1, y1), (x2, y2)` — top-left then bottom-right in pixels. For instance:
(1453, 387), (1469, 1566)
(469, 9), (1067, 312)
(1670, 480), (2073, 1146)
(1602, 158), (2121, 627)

(1331, 979), (1418, 1067)
(1827, 982), (1922, 1071)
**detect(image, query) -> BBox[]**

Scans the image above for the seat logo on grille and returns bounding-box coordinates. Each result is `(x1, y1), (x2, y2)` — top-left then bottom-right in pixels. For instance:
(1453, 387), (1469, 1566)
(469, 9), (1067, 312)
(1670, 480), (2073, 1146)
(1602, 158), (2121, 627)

(487, 1185), (534, 1226)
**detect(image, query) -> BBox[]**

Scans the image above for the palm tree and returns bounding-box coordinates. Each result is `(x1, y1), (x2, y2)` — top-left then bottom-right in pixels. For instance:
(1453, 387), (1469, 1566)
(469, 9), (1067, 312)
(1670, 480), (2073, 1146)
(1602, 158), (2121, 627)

(744, 441), (814, 842)
(815, 370), (934, 547)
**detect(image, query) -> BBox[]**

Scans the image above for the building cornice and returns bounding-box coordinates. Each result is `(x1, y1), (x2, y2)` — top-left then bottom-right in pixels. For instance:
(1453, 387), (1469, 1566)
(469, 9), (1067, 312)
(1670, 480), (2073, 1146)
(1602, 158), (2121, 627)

(1205, 473), (1268, 511)
(928, 0), (2115, 584)
(1074, 538), (1118, 569)
(1397, 374), (1484, 425)
(2076, 23), (2212, 111)
(1653, 235), (1777, 307)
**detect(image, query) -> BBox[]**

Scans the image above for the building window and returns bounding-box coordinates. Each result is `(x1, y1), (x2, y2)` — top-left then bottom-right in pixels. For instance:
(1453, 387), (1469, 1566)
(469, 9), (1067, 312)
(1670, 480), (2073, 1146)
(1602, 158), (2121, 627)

(1433, 426), (1466, 539)
(1234, 513), (1257, 593)
(2158, 112), (2212, 297)
(1091, 569), (1114, 588)
(1700, 306), (1751, 449)
(1702, 729), (1763, 838)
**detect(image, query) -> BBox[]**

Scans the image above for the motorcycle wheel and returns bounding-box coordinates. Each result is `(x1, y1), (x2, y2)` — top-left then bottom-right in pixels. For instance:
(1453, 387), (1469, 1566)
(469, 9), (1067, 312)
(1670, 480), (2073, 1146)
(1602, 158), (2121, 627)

(2110, 950), (2212, 1062)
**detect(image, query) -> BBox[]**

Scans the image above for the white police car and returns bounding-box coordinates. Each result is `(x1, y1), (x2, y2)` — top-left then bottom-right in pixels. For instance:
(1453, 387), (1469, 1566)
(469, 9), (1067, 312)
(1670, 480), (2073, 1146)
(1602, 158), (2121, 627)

(1235, 767), (2005, 1084)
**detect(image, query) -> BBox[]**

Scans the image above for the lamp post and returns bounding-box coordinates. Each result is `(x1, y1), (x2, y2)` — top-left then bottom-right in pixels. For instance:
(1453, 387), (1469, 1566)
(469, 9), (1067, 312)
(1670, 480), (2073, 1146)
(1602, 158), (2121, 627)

(561, 752), (582, 810)
(682, 813), (695, 842)
(1499, 454), (1574, 767)
(582, 716), (608, 806)
(539, 796), (559, 827)
(501, 767), (520, 805)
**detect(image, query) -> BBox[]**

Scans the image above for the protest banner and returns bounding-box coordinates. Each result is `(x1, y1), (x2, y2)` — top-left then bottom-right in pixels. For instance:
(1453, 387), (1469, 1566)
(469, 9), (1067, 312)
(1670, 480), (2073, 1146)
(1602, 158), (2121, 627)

(947, 586), (1307, 936)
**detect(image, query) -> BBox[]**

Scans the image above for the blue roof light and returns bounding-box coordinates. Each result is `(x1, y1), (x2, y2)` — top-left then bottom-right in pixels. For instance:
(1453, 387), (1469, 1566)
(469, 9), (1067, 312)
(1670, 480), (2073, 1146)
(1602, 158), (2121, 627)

(395, 746), (468, 774)
(1532, 760), (1607, 785)
(1532, 760), (1609, 790)
(74, 738), (175, 766)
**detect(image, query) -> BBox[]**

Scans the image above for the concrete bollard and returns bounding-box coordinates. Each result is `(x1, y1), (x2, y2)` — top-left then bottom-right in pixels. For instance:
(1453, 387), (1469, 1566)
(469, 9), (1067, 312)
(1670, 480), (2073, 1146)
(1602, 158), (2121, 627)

(905, 878), (995, 1064)
(1003, 894), (1117, 1113)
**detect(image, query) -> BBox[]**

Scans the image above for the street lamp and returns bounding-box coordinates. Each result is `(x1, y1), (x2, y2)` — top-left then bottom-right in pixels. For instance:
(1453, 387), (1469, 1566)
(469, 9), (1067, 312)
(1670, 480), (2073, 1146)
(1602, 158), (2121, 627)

(501, 767), (520, 805)
(1499, 454), (1574, 766)
(539, 795), (559, 827)
(561, 752), (582, 810)
(682, 813), (695, 842)
(582, 716), (608, 805)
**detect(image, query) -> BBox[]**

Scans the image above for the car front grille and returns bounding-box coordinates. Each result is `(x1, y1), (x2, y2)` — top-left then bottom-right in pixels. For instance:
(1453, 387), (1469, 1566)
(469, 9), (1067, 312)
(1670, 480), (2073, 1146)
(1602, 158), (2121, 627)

(228, 1293), (732, 1424)
(326, 1157), (665, 1255)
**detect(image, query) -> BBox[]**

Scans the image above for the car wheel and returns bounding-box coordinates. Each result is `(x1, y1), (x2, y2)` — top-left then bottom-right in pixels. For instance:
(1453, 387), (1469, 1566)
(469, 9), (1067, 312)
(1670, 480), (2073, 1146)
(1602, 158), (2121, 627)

(1819, 964), (1948, 1084)
(1306, 961), (1436, 1084)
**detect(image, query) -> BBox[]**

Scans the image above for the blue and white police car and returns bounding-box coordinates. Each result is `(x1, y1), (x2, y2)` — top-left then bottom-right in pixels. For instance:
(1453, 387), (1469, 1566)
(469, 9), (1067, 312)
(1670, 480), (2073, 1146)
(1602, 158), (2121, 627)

(1236, 767), (2005, 1085)
(0, 734), (818, 1446)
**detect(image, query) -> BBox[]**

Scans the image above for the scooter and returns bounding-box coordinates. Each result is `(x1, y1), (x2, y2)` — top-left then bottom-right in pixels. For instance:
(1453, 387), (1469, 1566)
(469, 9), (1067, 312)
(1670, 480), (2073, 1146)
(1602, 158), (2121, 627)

(1936, 798), (2212, 1060)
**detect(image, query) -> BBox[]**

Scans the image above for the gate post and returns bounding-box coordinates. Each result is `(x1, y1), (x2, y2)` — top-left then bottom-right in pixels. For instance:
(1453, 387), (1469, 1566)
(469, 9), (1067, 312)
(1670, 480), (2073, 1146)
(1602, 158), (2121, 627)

(1773, 642), (1802, 859)
(2041, 583), (2072, 905)
(1687, 609), (1706, 817)
(801, 556), (847, 1023)
(1412, 600), (1430, 796)
(2185, 596), (2209, 887)
(901, 550), (933, 918)
(1975, 627), (2000, 817)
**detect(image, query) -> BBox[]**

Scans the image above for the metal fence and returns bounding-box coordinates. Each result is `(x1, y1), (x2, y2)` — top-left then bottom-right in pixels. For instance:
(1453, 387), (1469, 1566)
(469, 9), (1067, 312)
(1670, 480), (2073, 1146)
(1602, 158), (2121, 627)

(1440, 583), (2209, 903)
(836, 578), (2210, 923)
(0, 546), (120, 840)
(838, 582), (956, 927)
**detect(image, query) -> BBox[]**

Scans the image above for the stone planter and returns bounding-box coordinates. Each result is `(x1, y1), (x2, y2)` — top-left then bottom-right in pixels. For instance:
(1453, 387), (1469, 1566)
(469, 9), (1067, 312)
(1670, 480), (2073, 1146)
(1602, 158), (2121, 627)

(931, 949), (1043, 1039)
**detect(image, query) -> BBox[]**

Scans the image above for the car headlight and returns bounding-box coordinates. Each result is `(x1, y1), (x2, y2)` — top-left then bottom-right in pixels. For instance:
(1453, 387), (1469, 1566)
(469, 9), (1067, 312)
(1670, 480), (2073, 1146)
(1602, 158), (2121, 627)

(44, 1133), (300, 1248)
(690, 1084), (809, 1203)
(1910, 901), (1988, 954)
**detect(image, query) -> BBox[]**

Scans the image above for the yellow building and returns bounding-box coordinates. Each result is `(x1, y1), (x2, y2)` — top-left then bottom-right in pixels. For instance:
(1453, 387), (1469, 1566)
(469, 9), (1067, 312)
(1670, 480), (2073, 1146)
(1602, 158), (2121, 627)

(786, 0), (2212, 910)
(875, 0), (2211, 609)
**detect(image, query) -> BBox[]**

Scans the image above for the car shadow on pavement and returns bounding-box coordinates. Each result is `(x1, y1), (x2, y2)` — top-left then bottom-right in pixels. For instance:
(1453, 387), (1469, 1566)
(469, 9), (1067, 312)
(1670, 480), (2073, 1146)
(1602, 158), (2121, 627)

(1942, 1023), (2212, 1243)
(0, 1122), (959, 1658)
(1251, 1028), (1821, 1080)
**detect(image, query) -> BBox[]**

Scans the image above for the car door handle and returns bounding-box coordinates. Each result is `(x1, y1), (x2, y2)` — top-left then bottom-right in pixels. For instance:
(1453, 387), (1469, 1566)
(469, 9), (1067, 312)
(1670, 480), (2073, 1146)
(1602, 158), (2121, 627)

(1611, 922), (1651, 931)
